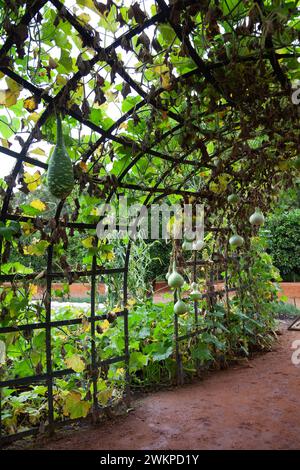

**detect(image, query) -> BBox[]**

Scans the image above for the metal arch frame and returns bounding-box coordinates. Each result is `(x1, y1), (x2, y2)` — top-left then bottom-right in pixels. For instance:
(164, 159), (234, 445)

(0, 0), (297, 445)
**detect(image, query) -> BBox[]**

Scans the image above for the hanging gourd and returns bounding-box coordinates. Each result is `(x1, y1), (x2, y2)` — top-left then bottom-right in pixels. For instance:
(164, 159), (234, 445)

(174, 298), (188, 315)
(229, 233), (244, 248)
(167, 261), (184, 289)
(182, 240), (193, 251)
(184, 229), (196, 242)
(192, 239), (205, 251)
(227, 193), (239, 204)
(190, 282), (202, 301)
(47, 113), (74, 199)
(249, 208), (265, 226)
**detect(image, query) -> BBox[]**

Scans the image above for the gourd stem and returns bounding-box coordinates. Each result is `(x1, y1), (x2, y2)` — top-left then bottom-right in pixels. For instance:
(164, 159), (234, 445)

(56, 114), (64, 147)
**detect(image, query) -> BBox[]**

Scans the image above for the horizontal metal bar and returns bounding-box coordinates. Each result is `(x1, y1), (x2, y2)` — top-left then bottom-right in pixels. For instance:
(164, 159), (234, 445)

(0, 267), (125, 282)
(0, 311), (125, 334)
(0, 355), (126, 388)
(0, 145), (48, 169)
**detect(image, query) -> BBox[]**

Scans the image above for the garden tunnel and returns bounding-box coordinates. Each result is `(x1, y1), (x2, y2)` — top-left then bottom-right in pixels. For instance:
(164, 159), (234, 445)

(0, 0), (299, 445)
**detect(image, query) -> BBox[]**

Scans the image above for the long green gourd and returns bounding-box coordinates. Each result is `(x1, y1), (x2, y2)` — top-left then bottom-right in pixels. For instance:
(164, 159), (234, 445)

(47, 114), (74, 199)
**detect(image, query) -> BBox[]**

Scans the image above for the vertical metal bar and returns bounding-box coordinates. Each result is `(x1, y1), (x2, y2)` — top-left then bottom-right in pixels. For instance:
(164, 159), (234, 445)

(224, 239), (230, 320)
(123, 242), (131, 405)
(90, 254), (98, 419)
(192, 250), (201, 376)
(209, 264), (215, 312)
(193, 250), (198, 326)
(45, 243), (54, 435)
(45, 200), (64, 435)
(173, 285), (183, 385)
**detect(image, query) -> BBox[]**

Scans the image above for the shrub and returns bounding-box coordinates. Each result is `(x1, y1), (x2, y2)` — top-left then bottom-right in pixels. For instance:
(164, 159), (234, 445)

(264, 209), (300, 281)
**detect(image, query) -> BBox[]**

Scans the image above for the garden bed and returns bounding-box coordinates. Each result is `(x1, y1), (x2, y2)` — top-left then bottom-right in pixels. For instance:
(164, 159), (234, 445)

(9, 323), (300, 451)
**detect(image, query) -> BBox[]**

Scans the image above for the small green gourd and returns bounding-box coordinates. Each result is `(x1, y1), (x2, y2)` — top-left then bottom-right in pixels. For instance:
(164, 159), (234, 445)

(47, 114), (74, 199)
(229, 233), (244, 248)
(249, 208), (265, 226)
(190, 282), (202, 301)
(168, 261), (184, 289)
(227, 193), (239, 204)
(174, 299), (188, 315)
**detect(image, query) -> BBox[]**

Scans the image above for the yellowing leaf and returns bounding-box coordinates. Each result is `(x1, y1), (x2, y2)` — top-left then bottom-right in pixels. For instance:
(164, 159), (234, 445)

(23, 171), (41, 191)
(27, 112), (40, 123)
(31, 147), (46, 156)
(63, 391), (90, 419)
(0, 89), (18, 107)
(1, 139), (10, 148)
(161, 71), (172, 90)
(65, 354), (85, 373)
(81, 236), (95, 248)
(30, 199), (46, 212)
(24, 96), (39, 112)
(6, 77), (22, 93)
(76, 0), (99, 14)
(24, 240), (50, 256)
(56, 74), (68, 86)
(21, 221), (35, 235)
(29, 284), (38, 296)
(100, 319), (110, 332)
(106, 251), (115, 261)
(78, 12), (91, 24)
(97, 387), (112, 406)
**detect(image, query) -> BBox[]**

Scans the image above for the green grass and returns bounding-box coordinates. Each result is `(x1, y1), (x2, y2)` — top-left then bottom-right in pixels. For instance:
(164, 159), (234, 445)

(272, 301), (300, 318)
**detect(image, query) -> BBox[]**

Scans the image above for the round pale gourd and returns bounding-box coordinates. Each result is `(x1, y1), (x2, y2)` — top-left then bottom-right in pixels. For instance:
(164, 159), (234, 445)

(249, 208), (265, 226)
(184, 230), (196, 242)
(168, 269), (184, 289)
(190, 282), (202, 301)
(192, 239), (205, 251)
(229, 234), (244, 248)
(47, 114), (74, 199)
(182, 240), (193, 251)
(174, 299), (188, 315)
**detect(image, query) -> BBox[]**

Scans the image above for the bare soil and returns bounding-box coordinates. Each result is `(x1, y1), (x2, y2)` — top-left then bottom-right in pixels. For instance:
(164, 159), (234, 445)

(31, 322), (300, 451)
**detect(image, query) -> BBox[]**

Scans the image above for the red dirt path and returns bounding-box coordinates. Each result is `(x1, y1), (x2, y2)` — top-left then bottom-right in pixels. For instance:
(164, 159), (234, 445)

(34, 324), (300, 450)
